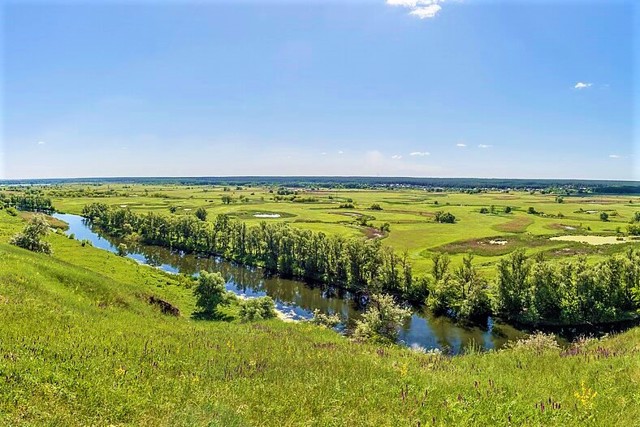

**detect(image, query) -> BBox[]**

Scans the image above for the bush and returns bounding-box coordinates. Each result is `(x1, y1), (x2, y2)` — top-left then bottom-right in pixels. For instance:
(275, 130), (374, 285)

(600, 212), (609, 222)
(195, 207), (208, 221)
(116, 243), (128, 256)
(6, 207), (18, 217)
(10, 214), (52, 254)
(504, 332), (559, 355)
(194, 271), (229, 318)
(369, 203), (383, 211)
(310, 309), (341, 328)
(434, 211), (456, 223)
(239, 296), (276, 321)
(353, 294), (411, 344)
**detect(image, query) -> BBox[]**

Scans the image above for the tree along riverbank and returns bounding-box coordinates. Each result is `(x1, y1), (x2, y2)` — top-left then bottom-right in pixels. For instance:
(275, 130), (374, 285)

(81, 203), (640, 327)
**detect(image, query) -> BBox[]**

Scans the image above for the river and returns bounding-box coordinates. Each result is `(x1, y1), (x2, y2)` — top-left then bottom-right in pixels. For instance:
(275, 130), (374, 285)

(53, 212), (526, 353)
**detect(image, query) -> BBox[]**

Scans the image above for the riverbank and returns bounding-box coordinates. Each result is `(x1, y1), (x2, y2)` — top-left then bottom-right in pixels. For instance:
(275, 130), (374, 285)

(52, 212), (526, 352)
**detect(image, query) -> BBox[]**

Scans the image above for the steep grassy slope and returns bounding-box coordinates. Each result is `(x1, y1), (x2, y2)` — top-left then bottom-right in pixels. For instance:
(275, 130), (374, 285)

(0, 213), (639, 426)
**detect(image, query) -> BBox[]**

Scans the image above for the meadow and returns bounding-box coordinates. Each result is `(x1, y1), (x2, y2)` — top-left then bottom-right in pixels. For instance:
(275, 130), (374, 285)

(41, 183), (640, 276)
(1, 206), (639, 426)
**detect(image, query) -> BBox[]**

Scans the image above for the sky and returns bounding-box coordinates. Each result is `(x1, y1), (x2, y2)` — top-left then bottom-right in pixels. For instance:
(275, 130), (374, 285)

(1, 0), (638, 180)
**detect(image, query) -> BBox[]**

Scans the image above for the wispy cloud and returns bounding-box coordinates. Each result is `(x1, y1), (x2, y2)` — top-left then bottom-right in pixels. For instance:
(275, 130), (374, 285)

(391, 154), (403, 159)
(386, 0), (447, 19)
(574, 82), (593, 90)
(409, 151), (430, 156)
(456, 143), (467, 147)
(478, 144), (492, 149)
(338, 150), (344, 155)
(37, 141), (46, 145)
(609, 154), (621, 159)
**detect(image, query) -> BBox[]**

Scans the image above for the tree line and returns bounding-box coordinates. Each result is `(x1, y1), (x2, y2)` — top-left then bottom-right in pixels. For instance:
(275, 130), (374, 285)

(0, 193), (54, 212)
(81, 203), (640, 326)
(81, 203), (428, 304)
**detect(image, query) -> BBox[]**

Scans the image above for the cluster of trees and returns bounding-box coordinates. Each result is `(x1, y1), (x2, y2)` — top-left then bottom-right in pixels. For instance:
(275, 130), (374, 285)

(495, 249), (640, 324)
(81, 203), (640, 327)
(428, 250), (640, 325)
(434, 211), (456, 223)
(193, 270), (276, 321)
(81, 203), (429, 303)
(0, 193), (53, 212)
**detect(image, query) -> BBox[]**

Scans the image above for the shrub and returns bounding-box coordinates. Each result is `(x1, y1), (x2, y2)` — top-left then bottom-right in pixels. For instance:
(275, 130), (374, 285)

(116, 243), (128, 256)
(195, 207), (208, 221)
(239, 296), (276, 321)
(600, 212), (609, 222)
(10, 214), (52, 254)
(504, 332), (559, 355)
(369, 203), (383, 211)
(434, 211), (456, 224)
(6, 207), (18, 216)
(310, 309), (341, 328)
(353, 294), (411, 344)
(194, 271), (229, 318)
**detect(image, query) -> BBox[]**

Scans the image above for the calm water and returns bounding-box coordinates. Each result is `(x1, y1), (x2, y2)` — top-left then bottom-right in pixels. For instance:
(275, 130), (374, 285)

(54, 213), (526, 353)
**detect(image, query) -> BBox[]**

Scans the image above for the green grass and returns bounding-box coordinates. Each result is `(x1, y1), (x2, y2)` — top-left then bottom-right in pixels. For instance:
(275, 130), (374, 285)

(43, 184), (640, 277)
(1, 212), (640, 425)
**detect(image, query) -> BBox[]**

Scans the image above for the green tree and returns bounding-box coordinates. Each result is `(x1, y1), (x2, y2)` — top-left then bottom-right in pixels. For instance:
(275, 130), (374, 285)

(195, 207), (208, 221)
(434, 211), (456, 223)
(496, 250), (531, 320)
(116, 243), (128, 257)
(194, 271), (228, 318)
(600, 212), (609, 222)
(10, 214), (52, 254)
(353, 294), (411, 344)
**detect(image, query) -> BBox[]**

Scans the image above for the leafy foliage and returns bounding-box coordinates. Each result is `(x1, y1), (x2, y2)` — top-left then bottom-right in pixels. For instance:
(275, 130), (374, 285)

(193, 270), (229, 318)
(10, 213), (52, 254)
(238, 296), (276, 321)
(353, 294), (411, 344)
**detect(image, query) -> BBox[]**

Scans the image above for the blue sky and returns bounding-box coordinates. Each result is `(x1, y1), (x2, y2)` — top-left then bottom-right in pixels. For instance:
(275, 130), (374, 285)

(2, 0), (638, 180)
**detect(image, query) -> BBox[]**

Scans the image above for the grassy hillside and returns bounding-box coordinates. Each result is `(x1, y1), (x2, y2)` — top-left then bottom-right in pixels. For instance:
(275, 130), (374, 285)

(0, 212), (639, 426)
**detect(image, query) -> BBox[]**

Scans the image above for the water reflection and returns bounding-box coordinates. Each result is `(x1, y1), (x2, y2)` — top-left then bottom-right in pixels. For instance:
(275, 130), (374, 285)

(54, 212), (526, 353)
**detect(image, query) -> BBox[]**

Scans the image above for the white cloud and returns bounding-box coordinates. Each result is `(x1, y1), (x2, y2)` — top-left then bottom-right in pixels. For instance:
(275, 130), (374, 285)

(338, 150), (344, 154)
(456, 143), (467, 147)
(321, 152), (327, 155)
(574, 82), (593, 90)
(478, 144), (492, 149)
(387, 0), (446, 19)
(37, 141), (46, 145)
(609, 154), (621, 159)
(410, 4), (442, 18)
(391, 154), (403, 159)
(410, 151), (430, 156)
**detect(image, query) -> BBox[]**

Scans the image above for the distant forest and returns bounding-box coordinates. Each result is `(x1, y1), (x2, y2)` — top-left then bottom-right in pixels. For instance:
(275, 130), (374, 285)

(2, 176), (640, 194)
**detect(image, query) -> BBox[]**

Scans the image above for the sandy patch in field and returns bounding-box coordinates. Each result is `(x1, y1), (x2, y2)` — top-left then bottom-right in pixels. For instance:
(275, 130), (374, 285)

(550, 235), (631, 245)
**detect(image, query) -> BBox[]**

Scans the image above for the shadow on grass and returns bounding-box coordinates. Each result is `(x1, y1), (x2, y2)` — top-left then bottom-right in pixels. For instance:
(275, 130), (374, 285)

(191, 310), (234, 322)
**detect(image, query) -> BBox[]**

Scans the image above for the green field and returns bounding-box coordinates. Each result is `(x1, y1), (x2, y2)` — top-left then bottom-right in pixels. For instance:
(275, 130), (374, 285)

(41, 184), (640, 276)
(1, 206), (640, 426)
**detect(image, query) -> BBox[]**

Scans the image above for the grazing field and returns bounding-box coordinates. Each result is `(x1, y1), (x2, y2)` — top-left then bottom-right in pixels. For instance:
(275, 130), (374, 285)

(34, 183), (640, 276)
(1, 210), (639, 426)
